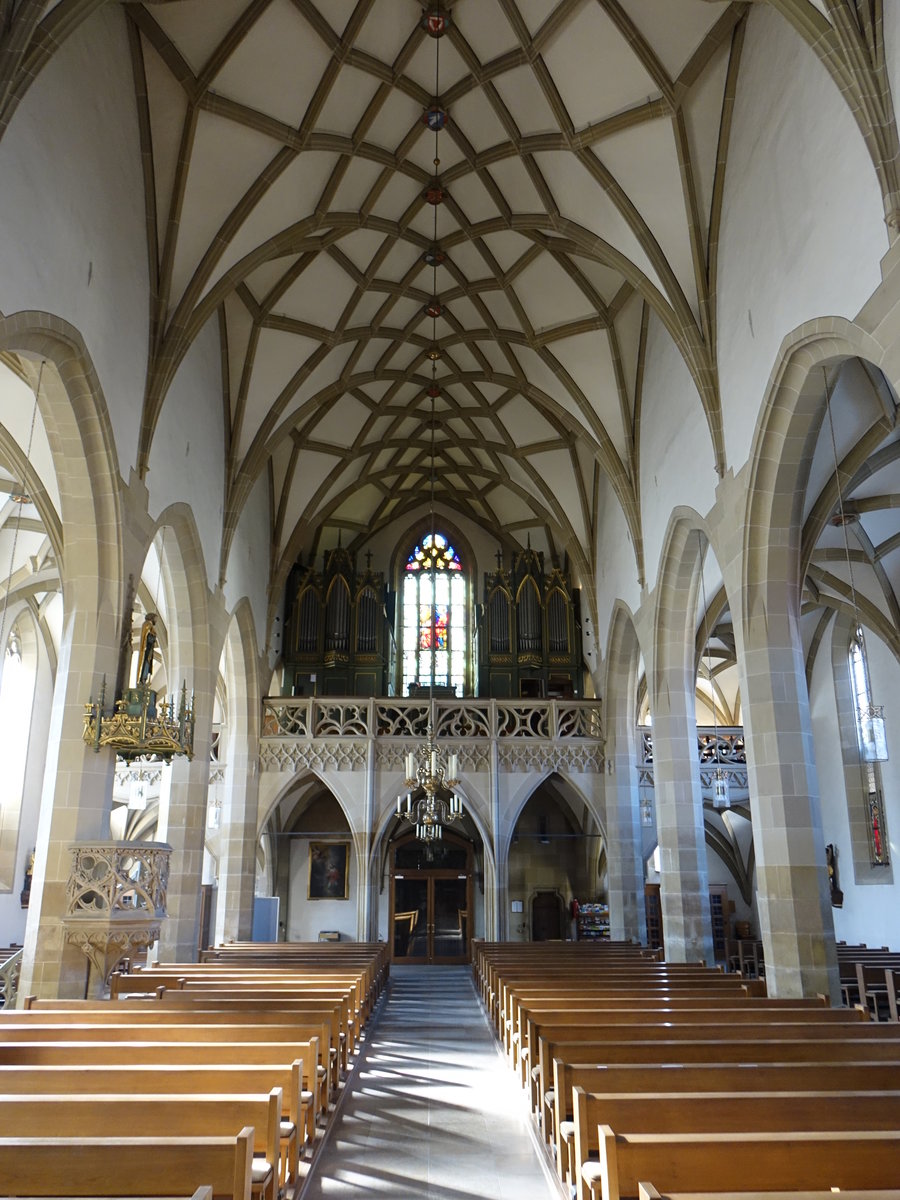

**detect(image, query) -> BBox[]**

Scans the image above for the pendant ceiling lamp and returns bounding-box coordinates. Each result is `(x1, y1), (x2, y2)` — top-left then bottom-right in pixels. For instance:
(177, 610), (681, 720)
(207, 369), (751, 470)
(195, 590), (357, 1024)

(396, 6), (463, 843)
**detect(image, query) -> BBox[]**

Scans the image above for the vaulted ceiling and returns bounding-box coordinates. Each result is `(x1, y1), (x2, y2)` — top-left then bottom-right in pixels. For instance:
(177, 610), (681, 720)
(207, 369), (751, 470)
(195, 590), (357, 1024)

(128, 0), (753, 594)
(1, 0), (896, 617)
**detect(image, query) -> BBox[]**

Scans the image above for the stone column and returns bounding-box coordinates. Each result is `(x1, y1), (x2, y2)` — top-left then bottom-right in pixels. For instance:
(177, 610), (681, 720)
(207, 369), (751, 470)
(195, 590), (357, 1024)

(156, 712), (212, 962)
(489, 733), (505, 939)
(603, 738), (646, 944)
(19, 604), (120, 998)
(644, 537), (714, 965)
(602, 625), (646, 943)
(738, 609), (839, 999)
(649, 684), (714, 964)
(215, 726), (259, 944)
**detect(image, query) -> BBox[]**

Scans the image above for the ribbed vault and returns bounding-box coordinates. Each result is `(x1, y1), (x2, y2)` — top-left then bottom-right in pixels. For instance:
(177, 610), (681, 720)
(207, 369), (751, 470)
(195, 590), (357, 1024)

(1, 1), (897, 618)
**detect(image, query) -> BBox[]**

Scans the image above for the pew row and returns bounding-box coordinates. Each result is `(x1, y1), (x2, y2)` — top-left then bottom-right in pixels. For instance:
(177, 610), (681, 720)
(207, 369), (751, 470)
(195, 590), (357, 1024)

(0, 1128), (255, 1200)
(0, 1093), (286, 1200)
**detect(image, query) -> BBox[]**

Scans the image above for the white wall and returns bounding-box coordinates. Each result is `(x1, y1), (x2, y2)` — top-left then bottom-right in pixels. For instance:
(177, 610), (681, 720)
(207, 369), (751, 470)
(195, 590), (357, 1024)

(639, 312), (717, 594)
(224, 470), (272, 656)
(287, 838), (358, 942)
(594, 470), (643, 674)
(717, 5), (887, 472)
(148, 317), (224, 595)
(0, 5), (148, 477)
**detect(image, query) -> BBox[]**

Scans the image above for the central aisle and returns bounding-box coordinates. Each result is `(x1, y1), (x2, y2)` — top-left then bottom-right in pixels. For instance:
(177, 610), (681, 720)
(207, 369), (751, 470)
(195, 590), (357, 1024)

(302, 964), (561, 1200)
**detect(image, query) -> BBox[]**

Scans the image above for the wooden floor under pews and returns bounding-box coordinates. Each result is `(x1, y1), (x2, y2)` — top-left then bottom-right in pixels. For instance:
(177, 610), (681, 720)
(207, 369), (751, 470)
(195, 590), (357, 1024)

(474, 939), (900, 1200)
(0, 942), (388, 1200)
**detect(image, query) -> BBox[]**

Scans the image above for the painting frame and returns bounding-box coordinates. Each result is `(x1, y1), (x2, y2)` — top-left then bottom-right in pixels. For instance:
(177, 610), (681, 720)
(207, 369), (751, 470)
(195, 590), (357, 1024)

(307, 840), (350, 900)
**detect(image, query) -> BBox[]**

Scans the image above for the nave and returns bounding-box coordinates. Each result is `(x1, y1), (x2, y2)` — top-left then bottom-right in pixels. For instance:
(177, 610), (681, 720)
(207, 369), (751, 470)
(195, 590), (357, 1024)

(303, 964), (557, 1200)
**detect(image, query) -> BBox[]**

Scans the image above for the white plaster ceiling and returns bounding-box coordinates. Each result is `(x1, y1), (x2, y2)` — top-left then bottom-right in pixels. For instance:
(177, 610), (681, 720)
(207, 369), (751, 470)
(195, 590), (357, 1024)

(121, 0), (852, 603)
(126, 0), (752, 588)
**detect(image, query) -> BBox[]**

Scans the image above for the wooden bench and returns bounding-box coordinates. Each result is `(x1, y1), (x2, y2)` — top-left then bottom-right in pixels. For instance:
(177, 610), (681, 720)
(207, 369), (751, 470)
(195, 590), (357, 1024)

(22, 998), (338, 1102)
(534, 1021), (900, 1118)
(520, 1003), (864, 1085)
(587, 1127), (900, 1200)
(639, 1187), (900, 1200)
(543, 1036), (900, 1162)
(562, 1085), (900, 1193)
(0, 1128), (255, 1200)
(571, 1070), (900, 1200)
(0, 1092), (286, 1198)
(0, 1061), (314, 1181)
(0, 1039), (316, 1163)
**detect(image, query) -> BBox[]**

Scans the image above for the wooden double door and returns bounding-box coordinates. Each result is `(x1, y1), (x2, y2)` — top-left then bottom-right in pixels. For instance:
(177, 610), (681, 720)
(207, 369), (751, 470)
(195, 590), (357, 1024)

(390, 834), (471, 964)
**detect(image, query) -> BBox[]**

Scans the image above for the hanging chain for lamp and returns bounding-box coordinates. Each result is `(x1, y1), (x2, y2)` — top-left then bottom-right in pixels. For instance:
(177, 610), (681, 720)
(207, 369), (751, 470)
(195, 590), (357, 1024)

(0, 360), (42, 666)
(698, 529), (729, 810)
(823, 367), (888, 765)
(397, 7), (464, 843)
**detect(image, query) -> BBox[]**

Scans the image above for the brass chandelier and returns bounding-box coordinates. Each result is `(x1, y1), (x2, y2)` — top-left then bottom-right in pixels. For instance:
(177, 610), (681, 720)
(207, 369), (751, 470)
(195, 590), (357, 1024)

(83, 579), (194, 762)
(397, 735), (463, 842)
(395, 6), (464, 844)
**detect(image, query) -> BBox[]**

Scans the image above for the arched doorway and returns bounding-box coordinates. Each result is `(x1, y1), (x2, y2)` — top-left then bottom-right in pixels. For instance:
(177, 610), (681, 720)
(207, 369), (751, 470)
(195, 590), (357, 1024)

(390, 832), (472, 964)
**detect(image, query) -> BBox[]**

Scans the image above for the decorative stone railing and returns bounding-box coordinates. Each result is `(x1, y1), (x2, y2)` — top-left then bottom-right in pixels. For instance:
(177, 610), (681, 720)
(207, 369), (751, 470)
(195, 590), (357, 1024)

(261, 697), (604, 774)
(638, 726), (748, 791)
(114, 723), (225, 789)
(64, 841), (172, 991)
(66, 841), (171, 918)
(0, 947), (22, 1010)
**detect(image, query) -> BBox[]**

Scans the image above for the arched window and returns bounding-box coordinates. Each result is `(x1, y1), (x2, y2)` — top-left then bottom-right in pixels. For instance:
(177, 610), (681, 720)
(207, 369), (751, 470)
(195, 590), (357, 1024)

(401, 532), (467, 696)
(848, 626), (889, 866)
(849, 628), (887, 762)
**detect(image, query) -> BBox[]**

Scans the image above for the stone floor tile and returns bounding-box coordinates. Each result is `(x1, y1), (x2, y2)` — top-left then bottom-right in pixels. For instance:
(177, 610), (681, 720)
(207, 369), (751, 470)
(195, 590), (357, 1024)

(301, 964), (559, 1200)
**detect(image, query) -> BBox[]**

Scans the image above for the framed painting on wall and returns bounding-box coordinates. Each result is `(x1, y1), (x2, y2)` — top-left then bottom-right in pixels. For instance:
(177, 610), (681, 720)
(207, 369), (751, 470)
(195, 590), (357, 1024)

(308, 841), (350, 900)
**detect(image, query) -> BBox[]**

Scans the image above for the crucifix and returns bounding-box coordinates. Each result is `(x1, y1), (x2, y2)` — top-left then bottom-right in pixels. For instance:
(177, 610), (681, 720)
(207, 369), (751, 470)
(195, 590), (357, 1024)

(495, 548), (503, 570)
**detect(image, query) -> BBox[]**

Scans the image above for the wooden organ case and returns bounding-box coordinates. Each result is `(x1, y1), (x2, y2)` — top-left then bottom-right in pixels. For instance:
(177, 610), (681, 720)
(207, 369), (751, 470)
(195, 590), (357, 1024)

(283, 546), (395, 696)
(478, 546), (583, 699)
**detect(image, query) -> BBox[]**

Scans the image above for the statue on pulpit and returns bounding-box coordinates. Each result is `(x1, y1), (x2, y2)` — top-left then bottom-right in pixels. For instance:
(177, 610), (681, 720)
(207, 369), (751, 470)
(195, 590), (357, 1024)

(136, 613), (157, 686)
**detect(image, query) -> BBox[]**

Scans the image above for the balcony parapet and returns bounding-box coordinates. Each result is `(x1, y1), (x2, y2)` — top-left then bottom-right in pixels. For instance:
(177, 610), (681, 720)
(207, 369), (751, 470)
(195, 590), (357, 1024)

(0, 948), (22, 1010)
(261, 697), (604, 774)
(638, 726), (748, 790)
(66, 841), (172, 918)
(63, 841), (172, 992)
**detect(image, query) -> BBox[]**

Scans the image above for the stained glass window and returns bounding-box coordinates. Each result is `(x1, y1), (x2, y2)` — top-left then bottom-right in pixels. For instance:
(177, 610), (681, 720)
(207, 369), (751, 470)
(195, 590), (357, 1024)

(402, 533), (467, 695)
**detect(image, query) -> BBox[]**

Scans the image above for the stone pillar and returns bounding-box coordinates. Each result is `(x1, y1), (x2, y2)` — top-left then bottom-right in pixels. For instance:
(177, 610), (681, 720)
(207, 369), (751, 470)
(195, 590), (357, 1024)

(489, 735), (505, 939)
(19, 605), (120, 998)
(156, 714), (212, 962)
(649, 684), (714, 964)
(738, 608), (839, 999)
(215, 726), (259, 944)
(602, 622), (646, 943)
(603, 738), (646, 944)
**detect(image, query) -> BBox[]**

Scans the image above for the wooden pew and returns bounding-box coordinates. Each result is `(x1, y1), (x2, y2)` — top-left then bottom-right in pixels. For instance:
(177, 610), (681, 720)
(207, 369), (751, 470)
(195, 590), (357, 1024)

(887, 967), (900, 1022)
(0, 1093), (285, 1198)
(520, 1003), (865, 1086)
(570, 1068), (900, 1200)
(0, 1060), (314, 1184)
(544, 1035), (900, 1164)
(0, 1127), (255, 1200)
(534, 1021), (900, 1122)
(0, 1021), (322, 1138)
(589, 1126), (900, 1200)
(0, 1041), (315, 1169)
(563, 1083), (900, 1192)
(508, 989), (817, 1066)
(22, 998), (339, 1101)
(639, 1187), (900, 1200)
